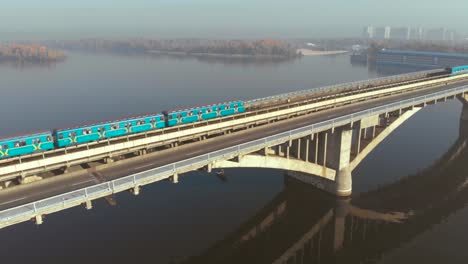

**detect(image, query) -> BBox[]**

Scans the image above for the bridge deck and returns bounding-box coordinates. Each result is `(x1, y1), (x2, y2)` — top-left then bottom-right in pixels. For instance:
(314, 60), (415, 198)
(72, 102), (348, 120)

(1, 81), (466, 213)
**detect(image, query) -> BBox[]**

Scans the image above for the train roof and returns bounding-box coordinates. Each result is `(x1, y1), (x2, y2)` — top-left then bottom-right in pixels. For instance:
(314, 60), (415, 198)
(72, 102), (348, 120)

(0, 130), (52, 142)
(379, 49), (468, 59)
(166, 99), (242, 113)
(55, 112), (164, 132)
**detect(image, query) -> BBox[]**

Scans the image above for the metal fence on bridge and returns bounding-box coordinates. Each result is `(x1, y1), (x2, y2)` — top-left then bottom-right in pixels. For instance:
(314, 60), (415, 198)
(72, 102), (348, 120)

(245, 69), (443, 106)
(1, 84), (467, 227)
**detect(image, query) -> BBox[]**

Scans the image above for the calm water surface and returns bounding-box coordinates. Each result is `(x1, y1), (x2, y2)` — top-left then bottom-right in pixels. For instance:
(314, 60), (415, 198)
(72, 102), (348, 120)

(0, 53), (467, 264)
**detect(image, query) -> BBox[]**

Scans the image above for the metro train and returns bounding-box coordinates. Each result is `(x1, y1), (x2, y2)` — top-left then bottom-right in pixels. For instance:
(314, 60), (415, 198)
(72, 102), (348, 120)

(0, 100), (244, 159)
(1, 66), (468, 160)
(451, 65), (468, 76)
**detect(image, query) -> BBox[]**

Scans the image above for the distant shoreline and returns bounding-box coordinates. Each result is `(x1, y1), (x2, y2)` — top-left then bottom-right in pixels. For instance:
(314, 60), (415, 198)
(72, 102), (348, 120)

(146, 50), (297, 59)
(297, 49), (349, 56)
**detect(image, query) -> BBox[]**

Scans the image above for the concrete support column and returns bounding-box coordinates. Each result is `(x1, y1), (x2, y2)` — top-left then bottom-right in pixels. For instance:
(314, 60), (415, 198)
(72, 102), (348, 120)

(85, 200), (93, 210)
(357, 128), (362, 154)
(172, 173), (179, 184)
(207, 163), (213, 173)
(328, 128), (353, 197)
(105, 157), (114, 164)
(335, 167), (352, 197)
(314, 134), (319, 163)
(297, 138), (301, 160)
(305, 138), (310, 162)
(35, 215), (44, 225)
(323, 132), (328, 167)
(132, 185), (141, 195)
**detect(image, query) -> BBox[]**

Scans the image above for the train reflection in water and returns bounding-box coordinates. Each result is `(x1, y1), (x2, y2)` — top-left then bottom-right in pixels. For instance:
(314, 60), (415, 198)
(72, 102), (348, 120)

(179, 103), (468, 264)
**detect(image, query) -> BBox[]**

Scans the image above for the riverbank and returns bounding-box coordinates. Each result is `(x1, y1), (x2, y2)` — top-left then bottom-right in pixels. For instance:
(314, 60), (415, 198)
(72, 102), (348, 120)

(297, 49), (349, 56)
(0, 43), (66, 63)
(146, 50), (296, 59)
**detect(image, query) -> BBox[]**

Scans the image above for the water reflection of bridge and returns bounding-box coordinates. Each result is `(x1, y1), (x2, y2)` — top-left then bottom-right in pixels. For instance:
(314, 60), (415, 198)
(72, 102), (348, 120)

(180, 100), (468, 264)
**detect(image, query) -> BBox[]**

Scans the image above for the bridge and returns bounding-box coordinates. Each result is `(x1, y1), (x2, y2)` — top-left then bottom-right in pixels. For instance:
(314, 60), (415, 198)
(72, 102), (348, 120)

(1, 69), (468, 229)
(178, 114), (468, 263)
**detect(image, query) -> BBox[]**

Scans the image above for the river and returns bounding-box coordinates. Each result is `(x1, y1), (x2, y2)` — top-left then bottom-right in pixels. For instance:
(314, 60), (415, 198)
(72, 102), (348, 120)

(0, 52), (467, 264)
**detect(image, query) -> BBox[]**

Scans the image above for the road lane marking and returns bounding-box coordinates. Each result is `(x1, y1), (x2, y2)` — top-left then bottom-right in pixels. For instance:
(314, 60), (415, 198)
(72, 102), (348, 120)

(0, 196), (28, 206)
(71, 179), (95, 187)
(134, 164), (154, 170)
(185, 150), (204, 156)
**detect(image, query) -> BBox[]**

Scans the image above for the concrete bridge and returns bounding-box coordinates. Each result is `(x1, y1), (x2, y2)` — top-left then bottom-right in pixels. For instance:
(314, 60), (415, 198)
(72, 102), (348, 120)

(0, 71), (468, 229)
(179, 114), (468, 264)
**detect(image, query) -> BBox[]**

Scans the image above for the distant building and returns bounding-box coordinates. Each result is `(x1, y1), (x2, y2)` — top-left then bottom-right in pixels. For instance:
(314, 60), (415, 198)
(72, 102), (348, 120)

(362, 26), (375, 39)
(362, 26), (459, 41)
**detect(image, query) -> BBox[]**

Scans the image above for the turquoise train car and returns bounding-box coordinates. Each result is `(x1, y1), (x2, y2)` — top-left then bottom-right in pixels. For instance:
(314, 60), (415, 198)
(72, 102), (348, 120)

(451, 65), (468, 76)
(0, 131), (54, 158)
(164, 101), (245, 127)
(55, 113), (166, 147)
(1, 99), (246, 159)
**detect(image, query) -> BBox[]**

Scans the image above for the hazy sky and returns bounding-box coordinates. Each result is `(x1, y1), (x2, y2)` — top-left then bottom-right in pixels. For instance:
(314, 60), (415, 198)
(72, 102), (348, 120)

(1, 0), (466, 39)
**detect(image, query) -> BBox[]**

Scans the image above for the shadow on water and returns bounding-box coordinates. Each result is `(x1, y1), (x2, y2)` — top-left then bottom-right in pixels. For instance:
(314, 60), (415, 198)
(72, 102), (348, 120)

(179, 102), (468, 264)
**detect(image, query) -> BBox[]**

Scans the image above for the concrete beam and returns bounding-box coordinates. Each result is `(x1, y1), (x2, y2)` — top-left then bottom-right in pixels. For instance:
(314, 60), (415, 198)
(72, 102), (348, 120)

(212, 154), (336, 181)
(360, 114), (379, 129)
(350, 107), (421, 171)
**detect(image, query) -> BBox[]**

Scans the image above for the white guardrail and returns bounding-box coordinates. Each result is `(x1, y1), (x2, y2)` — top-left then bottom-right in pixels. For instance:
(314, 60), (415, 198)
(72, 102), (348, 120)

(1, 84), (467, 225)
(245, 69), (443, 106)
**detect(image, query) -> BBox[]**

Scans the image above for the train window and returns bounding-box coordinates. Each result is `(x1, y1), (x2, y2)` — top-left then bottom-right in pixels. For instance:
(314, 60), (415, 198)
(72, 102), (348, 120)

(3, 145), (7, 150)
(59, 134), (63, 139)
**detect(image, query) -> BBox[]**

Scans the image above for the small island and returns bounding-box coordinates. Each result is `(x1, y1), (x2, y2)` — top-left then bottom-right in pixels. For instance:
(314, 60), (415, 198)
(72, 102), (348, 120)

(0, 43), (66, 63)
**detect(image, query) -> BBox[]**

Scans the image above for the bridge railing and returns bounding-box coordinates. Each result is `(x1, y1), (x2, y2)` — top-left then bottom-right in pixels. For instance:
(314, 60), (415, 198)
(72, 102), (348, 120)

(1, 84), (466, 226)
(245, 69), (443, 107)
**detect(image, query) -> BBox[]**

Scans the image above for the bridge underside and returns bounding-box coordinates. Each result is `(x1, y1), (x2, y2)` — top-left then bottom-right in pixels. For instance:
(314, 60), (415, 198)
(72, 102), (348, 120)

(213, 107), (422, 196)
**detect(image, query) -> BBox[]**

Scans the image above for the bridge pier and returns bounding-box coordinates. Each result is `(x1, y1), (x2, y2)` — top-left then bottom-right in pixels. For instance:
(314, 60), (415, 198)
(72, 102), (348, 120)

(34, 215), (44, 225)
(171, 173), (179, 184)
(328, 128), (353, 197)
(131, 185), (141, 195)
(84, 200), (93, 210)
